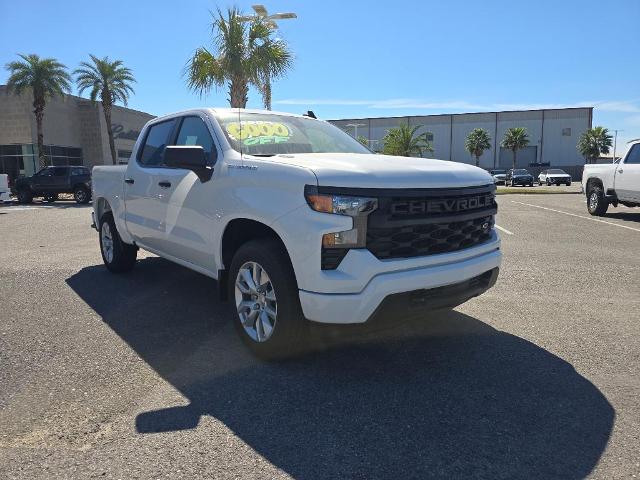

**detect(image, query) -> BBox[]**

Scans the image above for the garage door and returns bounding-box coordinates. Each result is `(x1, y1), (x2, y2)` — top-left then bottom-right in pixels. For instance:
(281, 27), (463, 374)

(499, 146), (537, 168)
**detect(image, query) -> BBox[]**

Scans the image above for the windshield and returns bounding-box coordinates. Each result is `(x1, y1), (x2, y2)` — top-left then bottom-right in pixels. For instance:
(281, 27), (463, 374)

(547, 169), (566, 174)
(512, 169), (529, 175)
(215, 112), (370, 156)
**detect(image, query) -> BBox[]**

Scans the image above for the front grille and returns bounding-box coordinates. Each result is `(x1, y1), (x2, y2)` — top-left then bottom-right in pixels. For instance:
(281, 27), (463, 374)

(366, 185), (496, 260)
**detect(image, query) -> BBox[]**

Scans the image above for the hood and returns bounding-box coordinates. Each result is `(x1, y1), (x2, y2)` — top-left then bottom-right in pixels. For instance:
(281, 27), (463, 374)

(260, 153), (494, 189)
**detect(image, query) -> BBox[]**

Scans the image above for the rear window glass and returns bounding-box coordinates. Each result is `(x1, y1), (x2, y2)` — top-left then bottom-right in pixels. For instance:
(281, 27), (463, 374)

(139, 120), (176, 166)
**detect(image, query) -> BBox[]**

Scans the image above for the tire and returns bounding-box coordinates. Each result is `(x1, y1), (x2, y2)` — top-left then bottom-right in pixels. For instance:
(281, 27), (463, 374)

(587, 185), (609, 216)
(566, 182), (571, 186)
(546, 179), (551, 186)
(44, 193), (58, 203)
(17, 189), (33, 204)
(539, 180), (543, 186)
(74, 186), (90, 204)
(229, 238), (306, 360)
(99, 212), (137, 273)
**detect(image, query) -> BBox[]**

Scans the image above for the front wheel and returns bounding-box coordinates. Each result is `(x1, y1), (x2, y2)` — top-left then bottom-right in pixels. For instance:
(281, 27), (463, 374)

(546, 179), (552, 186)
(99, 212), (137, 272)
(587, 186), (609, 216)
(566, 182), (571, 186)
(74, 186), (90, 204)
(229, 239), (306, 359)
(17, 189), (33, 204)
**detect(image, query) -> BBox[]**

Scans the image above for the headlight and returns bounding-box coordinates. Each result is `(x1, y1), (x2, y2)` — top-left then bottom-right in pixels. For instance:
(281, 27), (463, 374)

(304, 186), (378, 263)
(304, 192), (377, 217)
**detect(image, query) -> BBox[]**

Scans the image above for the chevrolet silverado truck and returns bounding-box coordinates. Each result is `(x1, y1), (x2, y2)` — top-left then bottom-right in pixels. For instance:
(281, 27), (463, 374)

(91, 109), (501, 358)
(582, 140), (640, 216)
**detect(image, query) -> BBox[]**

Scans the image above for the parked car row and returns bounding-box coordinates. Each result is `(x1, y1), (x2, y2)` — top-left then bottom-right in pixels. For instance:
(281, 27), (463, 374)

(488, 168), (572, 187)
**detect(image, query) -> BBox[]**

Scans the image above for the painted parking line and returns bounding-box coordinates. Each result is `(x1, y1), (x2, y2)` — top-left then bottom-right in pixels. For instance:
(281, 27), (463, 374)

(511, 201), (640, 233)
(0, 205), (57, 212)
(495, 225), (514, 235)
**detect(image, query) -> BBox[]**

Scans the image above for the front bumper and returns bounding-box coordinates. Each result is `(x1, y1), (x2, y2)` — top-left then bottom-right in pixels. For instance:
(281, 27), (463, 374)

(511, 178), (533, 185)
(299, 246), (501, 324)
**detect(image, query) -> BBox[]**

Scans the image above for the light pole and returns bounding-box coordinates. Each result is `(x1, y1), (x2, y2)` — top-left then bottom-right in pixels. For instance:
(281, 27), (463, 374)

(346, 123), (366, 139)
(238, 5), (297, 110)
(612, 129), (623, 163)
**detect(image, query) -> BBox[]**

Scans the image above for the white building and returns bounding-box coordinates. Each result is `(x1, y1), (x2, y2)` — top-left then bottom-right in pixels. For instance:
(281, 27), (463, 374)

(330, 107), (592, 177)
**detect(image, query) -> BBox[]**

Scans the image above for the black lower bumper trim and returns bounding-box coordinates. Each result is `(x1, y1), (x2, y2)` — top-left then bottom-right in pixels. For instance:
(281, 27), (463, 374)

(366, 267), (499, 326)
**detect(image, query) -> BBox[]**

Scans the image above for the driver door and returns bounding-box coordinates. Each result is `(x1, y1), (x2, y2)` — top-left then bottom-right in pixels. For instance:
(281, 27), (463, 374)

(615, 144), (640, 202)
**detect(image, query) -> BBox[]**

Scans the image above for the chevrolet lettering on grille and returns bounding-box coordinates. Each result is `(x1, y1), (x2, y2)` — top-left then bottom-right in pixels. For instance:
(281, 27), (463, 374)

(391, 194), (495, 215)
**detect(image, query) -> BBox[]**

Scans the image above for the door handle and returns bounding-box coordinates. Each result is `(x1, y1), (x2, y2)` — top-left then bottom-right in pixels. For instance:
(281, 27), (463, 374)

(124, 178), (135, 184)
(158, 181), (172, 188)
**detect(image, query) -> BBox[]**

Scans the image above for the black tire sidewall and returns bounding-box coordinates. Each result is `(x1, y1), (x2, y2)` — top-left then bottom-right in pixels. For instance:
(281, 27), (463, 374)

(228, 239), (306, 359)
(99, 212), (136, 272)
(17, 189), (32, 204)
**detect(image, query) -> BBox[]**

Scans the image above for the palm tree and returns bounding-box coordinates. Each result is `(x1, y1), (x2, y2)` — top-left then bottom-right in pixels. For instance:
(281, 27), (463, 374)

(465, 128), (492, 167)
(5, 54), (71, 167)
(74, 55), (136, 165)
(501, 127), (529, 173)
(382, 125), (434, 157)
(577, 126), (613, 164)
(357, 135), (369, 148)
(186, 7), (293, 109)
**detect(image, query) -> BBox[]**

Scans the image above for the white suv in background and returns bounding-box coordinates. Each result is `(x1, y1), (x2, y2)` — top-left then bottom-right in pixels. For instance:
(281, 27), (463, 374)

(538, 169), (572, 186)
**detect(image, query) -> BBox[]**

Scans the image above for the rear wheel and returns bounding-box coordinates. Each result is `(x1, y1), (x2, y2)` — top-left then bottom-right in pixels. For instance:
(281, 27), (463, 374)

(229, 239), (306, 359)
(17, 189), (33, 204)
(74, 186), (90, 204)
(566, 181), (571, 186)
(587, 185), (609, 216)
(99, 212), (137, 272)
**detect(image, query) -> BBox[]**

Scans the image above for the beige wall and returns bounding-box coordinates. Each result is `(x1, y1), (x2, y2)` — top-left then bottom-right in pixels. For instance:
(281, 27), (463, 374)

(0, 85), (154, 169)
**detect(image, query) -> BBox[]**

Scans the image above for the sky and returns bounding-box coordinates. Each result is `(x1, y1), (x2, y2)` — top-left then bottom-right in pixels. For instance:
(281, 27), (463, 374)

(1, 0), (639, 149)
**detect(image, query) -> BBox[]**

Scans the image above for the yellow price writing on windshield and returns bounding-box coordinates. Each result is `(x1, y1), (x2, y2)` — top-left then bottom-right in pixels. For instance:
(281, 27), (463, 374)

(226, 121), (291, 141)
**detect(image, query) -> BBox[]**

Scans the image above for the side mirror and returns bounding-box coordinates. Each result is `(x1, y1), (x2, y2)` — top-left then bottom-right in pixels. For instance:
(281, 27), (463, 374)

(164, 146), (213, 182)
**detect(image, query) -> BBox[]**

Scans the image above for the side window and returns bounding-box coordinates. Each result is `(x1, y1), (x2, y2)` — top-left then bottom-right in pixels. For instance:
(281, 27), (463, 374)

(175, 116), (217, 165)
(52, 167), (67, 177)
(138, 120), (176, 166)
(37, 167), (54, 176)
(625, 144), (640, 164)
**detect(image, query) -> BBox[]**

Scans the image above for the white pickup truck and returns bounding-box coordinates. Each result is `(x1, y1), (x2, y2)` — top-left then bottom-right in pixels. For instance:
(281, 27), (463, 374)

(91, 108), (501, 357)
(582, 140), (640, 216)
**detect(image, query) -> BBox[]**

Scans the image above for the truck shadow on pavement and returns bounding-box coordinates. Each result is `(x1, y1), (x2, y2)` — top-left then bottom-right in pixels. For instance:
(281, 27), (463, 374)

(67, 258), (614, 479)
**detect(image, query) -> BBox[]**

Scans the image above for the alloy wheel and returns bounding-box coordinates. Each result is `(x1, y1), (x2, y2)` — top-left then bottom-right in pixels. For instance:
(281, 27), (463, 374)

(101, 222), (114, 263)
(234, 261), (277, 343)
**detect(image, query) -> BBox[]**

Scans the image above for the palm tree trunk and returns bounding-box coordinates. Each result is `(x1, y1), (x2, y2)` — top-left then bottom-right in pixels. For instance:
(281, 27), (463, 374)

(512, 149), (517, 171)
(262, 76), (272, 110)
(229, 77), (248, 108)
(475, 155), (480, 167)
(103, 103), (118, 165)
(33, 98), (47, 168)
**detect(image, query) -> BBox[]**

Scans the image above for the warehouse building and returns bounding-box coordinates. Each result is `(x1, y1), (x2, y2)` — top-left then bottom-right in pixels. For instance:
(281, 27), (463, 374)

(330, 107), (593, 177)
(0, 85), (154, 185)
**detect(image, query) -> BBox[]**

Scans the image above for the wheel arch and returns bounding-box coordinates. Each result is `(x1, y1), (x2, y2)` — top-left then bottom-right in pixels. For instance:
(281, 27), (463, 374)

(95, 197), (112, 224)
(219, 218), (295, 300)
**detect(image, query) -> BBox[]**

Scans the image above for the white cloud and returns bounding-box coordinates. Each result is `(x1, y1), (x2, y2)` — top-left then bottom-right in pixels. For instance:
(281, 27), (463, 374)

(274, 97), (640, 114)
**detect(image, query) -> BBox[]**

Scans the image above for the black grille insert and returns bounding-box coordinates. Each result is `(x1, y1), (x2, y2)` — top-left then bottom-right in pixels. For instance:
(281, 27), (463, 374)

(366, 185), (496, 260)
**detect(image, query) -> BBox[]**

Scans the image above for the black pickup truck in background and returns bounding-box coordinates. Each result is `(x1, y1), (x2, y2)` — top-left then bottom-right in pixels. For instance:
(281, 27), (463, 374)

(14, 166), (92, 204)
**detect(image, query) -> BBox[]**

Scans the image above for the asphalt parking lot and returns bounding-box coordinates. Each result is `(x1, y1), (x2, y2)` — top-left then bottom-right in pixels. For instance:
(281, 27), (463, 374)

(1, 194), (638, 479)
